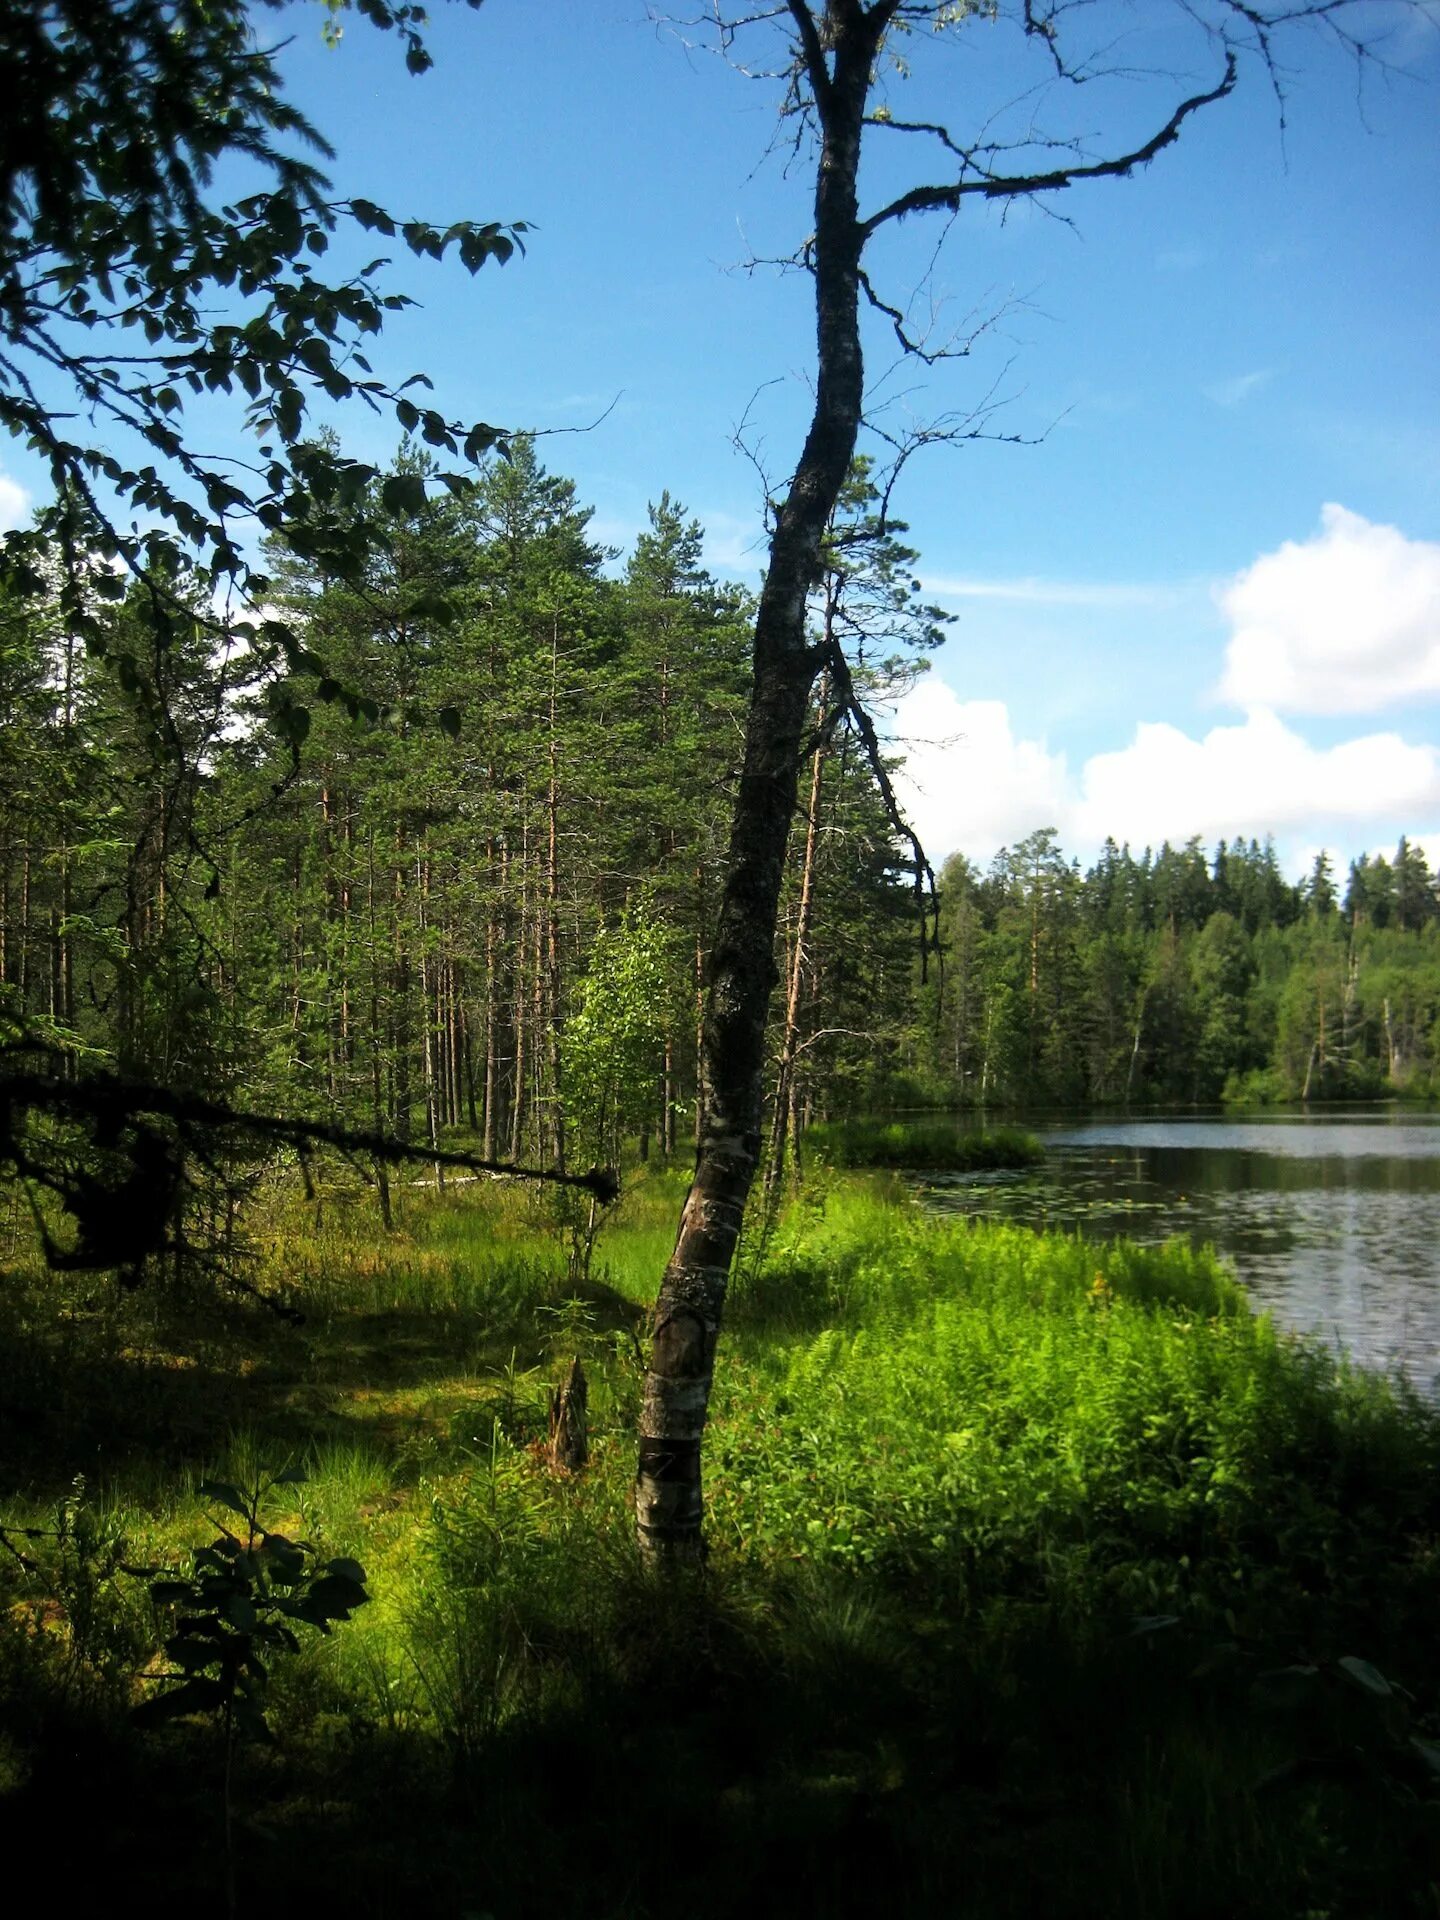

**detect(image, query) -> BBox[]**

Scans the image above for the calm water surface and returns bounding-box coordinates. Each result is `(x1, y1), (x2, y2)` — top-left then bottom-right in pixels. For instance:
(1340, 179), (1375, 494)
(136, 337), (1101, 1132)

(915, 1110), (1440, 1394)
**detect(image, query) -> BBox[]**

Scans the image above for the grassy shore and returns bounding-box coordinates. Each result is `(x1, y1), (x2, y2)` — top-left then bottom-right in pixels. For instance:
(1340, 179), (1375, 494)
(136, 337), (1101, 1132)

(2, 1168), (1438, 1917)
(804, 1116), (1044, 1171)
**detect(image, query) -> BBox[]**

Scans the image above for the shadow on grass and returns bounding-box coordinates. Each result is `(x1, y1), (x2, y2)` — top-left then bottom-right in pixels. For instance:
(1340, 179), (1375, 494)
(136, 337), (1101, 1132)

(0, 1273), (649, 1498)
(3, 1545), (1436, 1920)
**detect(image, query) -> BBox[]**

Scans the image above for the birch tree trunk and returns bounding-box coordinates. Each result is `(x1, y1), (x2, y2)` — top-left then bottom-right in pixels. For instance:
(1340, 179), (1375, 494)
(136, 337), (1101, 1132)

(636, 4), (886, 1559)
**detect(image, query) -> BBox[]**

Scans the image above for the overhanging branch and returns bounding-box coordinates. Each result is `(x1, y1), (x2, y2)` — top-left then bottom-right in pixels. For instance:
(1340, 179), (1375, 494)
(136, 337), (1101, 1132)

(0, 1060), (619, 1285)
(820, 638), (941, 985)
(860, 54), (1239, 236)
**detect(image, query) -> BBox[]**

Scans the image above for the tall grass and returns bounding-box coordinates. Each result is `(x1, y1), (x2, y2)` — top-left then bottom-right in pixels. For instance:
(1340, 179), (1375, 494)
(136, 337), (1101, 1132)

(805, 1116), (1043, 1171)
(713, 1196), (1439, 1654)
(3, 1169), (1438, 1917)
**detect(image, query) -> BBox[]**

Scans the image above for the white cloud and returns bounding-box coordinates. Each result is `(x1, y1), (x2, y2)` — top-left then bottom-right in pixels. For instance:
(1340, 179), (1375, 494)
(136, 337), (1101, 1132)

(1218, 504), (1440, 715)
(0, 472), (30, 531)
(1369, 832), (1440, 872)
(923, 572), (1176, 610)
(893, 680), (1440, 869)
(1204, 369), (1273, 407)
(891, 681), (1070, 863)
(587, 513), (645, 558)
(1074, 708), (1440, 849)
(699, 506), (768, 578)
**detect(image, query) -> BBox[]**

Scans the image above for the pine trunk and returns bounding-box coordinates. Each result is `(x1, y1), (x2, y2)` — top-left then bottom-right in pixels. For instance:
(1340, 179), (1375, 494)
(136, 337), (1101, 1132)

(765, 672), (828, 1203)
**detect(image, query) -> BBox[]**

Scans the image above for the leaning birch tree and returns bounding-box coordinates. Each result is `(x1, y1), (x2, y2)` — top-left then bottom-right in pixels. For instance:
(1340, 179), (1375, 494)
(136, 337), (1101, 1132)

(634, 0), (1407, 1559)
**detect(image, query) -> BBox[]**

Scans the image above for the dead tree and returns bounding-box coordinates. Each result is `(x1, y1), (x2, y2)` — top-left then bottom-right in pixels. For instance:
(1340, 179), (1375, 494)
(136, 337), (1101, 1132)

(548, 1357), (590, 1472)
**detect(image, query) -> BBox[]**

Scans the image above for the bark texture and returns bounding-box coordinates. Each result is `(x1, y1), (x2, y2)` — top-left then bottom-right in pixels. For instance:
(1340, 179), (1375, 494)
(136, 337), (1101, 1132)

(635, 2), (892, 1559)
(548, 1357), (589, 1472)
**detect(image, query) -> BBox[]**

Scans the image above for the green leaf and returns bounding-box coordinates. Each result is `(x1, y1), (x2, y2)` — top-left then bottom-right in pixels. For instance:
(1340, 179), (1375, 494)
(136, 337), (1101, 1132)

(275, 704), (311, 750)
(222, 1591), (258, 1631)
(351, 199), (396, 236)
(1251, 1665), (1319, 1712)
(380, 472), (428, 517)
(259, 1532), (308, 1584)
(407, 589), (455, 624)
(148, 1580), (196, 1607)
(1337, 1655), (1393, 1698)
(298, 1572), (370, 1622)
(165, 1637), (222, 1674)
(273, 387), (304, 442)
(197, 1480), (251, 1521)
(463, 423), (502, 463)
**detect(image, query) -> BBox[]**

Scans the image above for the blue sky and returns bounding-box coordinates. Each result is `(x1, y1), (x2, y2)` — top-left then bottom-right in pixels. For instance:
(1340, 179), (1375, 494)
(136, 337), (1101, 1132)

(5, 0), (1438, 877)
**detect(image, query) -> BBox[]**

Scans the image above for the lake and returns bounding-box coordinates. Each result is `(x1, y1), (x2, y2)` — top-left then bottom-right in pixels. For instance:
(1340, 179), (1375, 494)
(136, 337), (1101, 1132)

(915, 1109), (1440, 1395)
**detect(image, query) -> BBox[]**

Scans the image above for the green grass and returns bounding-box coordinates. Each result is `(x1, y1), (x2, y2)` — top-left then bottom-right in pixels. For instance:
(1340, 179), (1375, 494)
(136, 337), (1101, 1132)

(2, 1168), (1439, 1917)
(805, 1116), (1044, 1171)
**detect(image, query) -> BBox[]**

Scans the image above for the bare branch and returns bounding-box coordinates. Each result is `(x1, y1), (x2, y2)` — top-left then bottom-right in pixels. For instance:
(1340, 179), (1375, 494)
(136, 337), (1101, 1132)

(858, 263), (997, 366)
(860, 53), (1239, 235)
(731, 378), (787, 541)
(821, 636), (941, 983)
(785, 0), (836, 117)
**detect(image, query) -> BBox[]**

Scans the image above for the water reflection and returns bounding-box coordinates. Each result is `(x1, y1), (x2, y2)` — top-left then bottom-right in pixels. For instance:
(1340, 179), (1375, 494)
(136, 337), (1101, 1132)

(915, 1112), (1440, 1395)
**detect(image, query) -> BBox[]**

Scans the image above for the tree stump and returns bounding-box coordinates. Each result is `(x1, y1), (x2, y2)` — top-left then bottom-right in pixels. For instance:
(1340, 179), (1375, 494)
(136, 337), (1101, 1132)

(548, 1356), (588, 1471)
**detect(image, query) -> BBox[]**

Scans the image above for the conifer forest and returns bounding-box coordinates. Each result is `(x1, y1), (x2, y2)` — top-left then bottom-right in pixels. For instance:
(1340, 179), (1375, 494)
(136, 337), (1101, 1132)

(5, 436), (1440, 1153)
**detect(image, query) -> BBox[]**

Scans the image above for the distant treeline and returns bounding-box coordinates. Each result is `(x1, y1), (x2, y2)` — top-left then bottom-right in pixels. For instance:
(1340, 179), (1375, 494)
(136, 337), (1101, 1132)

(3, 432), (1434, 1163)
(915, 829), (1440, 1109)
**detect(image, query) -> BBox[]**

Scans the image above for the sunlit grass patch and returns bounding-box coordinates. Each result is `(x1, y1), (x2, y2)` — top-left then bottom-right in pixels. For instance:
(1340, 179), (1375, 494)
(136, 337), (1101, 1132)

(709, 1196), (1440, 1660)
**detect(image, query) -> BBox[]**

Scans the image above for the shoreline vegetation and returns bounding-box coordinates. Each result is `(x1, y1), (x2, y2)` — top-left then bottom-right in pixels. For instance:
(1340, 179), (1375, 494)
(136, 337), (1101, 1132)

(3, 1158), (1438, 1916)
(806, 1118), (1046, 1171)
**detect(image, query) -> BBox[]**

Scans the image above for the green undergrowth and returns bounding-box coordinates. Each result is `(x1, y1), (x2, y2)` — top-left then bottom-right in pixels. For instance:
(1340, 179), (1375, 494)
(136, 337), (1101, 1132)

(2, 1169), (1438, 1916)
(806, 1116), (1044, 1172)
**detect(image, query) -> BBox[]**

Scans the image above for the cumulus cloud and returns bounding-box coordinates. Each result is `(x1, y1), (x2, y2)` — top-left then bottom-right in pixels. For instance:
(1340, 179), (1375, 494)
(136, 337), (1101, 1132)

(1218, 504), (1440, 715)
(0, 472), (29, 531)
(889, 508), (1440, 871)
(892, 680), (1440, 870)
(891, 680), (1070, 863)
(1073, 709), (1440, 849)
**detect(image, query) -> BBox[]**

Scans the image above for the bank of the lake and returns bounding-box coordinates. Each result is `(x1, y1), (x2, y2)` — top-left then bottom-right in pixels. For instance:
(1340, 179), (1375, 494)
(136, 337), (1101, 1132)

(2, 1168), (1438, 1917)
(911, 1107), (1440, 1395)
